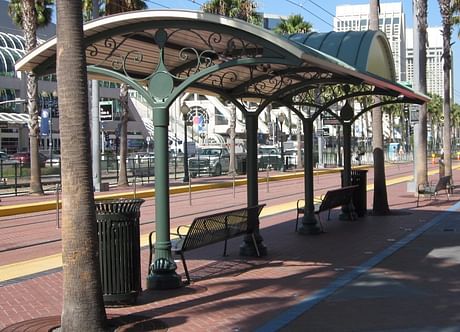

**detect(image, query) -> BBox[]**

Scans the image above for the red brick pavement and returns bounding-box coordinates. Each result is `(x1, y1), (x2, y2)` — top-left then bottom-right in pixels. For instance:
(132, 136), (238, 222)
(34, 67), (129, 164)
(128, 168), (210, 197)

(1, 163), (460, 331)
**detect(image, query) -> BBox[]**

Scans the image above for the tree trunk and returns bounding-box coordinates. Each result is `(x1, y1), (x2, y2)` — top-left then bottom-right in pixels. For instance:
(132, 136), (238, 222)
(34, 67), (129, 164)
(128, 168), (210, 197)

(439, 0), (452, 177)
(414, 0), (428, 187)
(118, 83), (129, 186)
(56, 1), (107, 330)
(370, 0), (390, 215)
(22, 0), (43, 195)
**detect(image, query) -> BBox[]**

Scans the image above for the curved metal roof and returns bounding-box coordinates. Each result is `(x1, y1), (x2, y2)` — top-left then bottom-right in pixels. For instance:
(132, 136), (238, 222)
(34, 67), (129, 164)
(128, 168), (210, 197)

(288, 31), (396, 81)
(15, 10), (428, 106)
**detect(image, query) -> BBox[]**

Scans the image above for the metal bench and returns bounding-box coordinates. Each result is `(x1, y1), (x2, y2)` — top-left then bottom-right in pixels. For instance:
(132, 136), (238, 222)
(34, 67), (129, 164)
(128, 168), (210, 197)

(295, 185), (359, 231)
(417, 175), (451, 207)
(148, 204), (265, 284)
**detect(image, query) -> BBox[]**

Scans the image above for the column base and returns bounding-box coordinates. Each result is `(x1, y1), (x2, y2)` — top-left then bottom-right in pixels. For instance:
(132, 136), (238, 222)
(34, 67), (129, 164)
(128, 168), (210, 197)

(239, 241), (268, 257)
(297, 214), (322, 235)
(146, 272), (183, 290)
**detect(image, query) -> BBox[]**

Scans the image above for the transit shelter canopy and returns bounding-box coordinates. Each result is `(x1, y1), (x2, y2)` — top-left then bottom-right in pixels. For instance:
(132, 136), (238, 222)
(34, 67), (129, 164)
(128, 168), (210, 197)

(15, 10), (428, 105)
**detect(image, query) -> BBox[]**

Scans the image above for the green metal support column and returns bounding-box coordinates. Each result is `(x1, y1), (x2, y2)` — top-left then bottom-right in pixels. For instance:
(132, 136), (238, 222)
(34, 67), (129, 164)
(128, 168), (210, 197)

(146, 103), (182, 290)
(298, 118), (321, 235)
(342, 122), (352, 187)
(240, 112), (267, 256)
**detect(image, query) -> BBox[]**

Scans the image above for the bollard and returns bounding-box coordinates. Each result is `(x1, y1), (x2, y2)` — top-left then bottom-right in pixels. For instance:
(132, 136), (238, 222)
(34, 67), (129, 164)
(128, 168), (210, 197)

(188, 172), (192, 206)
(266, 166), (270, 193)
(232, 173), (236, 198)
(55, 184), (60, 229)
(133, 176), (137, 199)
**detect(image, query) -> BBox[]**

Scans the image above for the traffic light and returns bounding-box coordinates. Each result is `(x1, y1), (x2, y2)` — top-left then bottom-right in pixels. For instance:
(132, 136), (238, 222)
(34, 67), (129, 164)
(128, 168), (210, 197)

(409, 126), (414, 135)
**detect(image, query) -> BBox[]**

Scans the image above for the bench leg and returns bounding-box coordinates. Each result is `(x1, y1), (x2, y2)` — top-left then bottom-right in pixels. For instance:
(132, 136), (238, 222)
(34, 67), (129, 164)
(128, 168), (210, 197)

(251, 233), (260, 257)
(295, 210), (300, 232)
(179, 252), (191, 285)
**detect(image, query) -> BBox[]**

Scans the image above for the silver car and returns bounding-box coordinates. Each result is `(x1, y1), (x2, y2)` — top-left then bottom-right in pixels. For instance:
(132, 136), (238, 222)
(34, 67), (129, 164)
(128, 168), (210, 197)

(188, 147), (230, 177)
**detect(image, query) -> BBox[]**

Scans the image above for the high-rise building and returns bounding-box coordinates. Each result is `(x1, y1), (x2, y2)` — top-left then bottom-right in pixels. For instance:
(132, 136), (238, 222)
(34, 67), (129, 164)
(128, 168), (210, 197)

(334, 2), (406, 82)
(406, 27), (444, 97)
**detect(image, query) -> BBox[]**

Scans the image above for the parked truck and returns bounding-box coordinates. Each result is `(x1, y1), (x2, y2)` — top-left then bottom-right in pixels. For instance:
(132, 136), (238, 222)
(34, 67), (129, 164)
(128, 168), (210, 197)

(188, 146), (230, 177)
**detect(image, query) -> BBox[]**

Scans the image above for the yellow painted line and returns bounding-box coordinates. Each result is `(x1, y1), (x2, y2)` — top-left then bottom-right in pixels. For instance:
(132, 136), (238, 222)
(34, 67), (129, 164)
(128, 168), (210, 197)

(0, 254), (62, 282)
(1, 163), (456, 282)
(0, 168), (350, 217)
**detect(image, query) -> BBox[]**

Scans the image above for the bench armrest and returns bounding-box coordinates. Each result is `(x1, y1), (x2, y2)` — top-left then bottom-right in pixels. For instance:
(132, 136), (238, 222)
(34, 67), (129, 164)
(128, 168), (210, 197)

(296, 199), (305, 210)
(176, 225), (190, 238)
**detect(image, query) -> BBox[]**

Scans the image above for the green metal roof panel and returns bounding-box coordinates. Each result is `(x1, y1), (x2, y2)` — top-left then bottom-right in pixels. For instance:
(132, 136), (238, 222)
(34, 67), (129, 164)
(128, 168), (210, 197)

(288, 30), (396, 81)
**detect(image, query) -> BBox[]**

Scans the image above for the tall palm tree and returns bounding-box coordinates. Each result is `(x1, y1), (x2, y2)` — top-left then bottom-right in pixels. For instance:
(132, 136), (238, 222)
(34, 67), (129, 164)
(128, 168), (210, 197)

(202, 0), (261, 174)
(8, 0), (53, 195)
(438, 0), (455, 177)
(98, 0), (147, 187)
(201, 0), (262, 25)
(274, 14), (312, 142)
(56, 0), (107, 330)
(428, 93), (444, 151)
(413, 0), (428, 188)
(274, 14), (313, 34)
(369, 0), (390, 215)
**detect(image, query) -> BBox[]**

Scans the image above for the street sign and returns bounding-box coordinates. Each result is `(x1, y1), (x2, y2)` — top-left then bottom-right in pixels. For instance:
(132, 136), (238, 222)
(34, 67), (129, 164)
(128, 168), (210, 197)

(99, 101), (113, 121)
(322, 127), (330, 137)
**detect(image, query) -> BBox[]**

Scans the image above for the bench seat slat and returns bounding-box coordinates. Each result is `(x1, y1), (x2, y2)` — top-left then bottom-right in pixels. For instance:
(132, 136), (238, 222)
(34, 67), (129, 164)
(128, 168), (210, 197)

(148, 204), (265, 284)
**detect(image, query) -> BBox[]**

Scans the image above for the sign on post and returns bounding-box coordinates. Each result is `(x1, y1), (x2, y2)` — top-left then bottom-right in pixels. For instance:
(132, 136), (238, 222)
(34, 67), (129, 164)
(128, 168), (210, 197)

(99, 101), (113, 121)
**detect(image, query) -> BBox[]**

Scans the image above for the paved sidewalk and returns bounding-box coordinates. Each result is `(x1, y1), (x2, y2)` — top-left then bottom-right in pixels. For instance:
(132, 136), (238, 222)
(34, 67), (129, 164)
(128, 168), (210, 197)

(1, 163), (460, 331)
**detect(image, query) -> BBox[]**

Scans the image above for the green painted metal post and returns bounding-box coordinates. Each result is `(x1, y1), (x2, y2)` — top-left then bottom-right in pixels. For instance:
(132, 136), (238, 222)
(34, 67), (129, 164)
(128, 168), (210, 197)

(240, 112), (267, 256)
(146, 103), (182, 290)
(298, 118), (321, 235)
(342, 122), (352, 187)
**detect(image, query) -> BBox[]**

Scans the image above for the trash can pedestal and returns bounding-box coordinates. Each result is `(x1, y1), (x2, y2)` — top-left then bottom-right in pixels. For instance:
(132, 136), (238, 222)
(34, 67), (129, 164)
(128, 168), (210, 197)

(96, 198), (144, 305)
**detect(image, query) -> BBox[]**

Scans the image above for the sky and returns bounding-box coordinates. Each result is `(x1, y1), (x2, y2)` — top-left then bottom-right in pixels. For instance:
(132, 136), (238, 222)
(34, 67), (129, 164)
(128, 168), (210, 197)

(143, 0), (460, 103)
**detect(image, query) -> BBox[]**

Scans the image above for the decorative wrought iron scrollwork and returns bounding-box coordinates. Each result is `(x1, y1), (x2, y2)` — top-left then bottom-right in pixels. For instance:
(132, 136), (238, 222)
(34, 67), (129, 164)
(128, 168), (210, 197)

(86, 27), (266, 86)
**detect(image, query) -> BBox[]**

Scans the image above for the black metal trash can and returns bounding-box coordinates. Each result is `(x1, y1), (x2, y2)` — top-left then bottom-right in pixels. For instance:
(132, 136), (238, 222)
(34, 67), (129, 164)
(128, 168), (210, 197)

(341, 170), (368, 217)
(95, 198), (145, 304)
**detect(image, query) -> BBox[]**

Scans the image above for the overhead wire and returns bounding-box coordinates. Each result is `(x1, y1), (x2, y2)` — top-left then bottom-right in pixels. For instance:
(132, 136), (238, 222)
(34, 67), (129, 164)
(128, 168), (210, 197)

(284, 0), (334, 28)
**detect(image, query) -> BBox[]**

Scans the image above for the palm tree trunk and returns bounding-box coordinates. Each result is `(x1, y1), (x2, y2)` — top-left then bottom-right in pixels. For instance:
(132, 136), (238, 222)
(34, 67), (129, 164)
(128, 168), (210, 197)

(414, 0), (429, 186)
(22, 0), (43, 195)
(370, 0), (390, 215)
(118, 83), (129, 186)
(56, 1), (106, 330)
(439, 0), (452, 177)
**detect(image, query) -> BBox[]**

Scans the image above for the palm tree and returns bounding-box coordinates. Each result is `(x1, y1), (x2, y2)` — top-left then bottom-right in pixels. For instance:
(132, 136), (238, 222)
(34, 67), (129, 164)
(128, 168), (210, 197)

(201, 0), (262, 25)
(413, 0), (428, 188)
(202, 0), (261, 174)
(428, 93), (443, 151)
(56, 0), (107, 330)
(98, 0), (147, 187)
(369, 0), (390, 215)
(8, 0), (53, 195)
(274, 14), (312, 141)
(274, 14), (313, 34)
(438, 0), (453, 177)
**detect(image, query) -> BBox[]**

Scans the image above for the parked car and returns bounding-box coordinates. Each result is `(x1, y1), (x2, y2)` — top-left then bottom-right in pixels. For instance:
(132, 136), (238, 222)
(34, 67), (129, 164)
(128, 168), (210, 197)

(11, 152), (48, 167)
(188, 146), (230, 177)
(0, 151), (9, 161)
(257, 145), (283, 170)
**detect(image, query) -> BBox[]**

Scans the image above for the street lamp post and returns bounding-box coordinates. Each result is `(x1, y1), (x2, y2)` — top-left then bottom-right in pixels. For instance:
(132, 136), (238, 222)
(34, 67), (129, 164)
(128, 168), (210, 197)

(181, 102), (190, 182)
(278, 112), (286, 172)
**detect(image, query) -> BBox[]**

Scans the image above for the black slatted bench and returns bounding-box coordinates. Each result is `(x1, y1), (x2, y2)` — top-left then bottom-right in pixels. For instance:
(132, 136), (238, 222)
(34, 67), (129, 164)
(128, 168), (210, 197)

(148, 204), (265, 284)
(295, 185), (359, 231)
